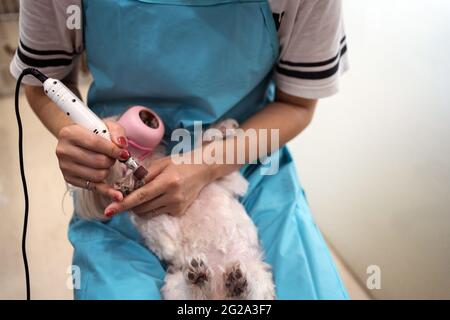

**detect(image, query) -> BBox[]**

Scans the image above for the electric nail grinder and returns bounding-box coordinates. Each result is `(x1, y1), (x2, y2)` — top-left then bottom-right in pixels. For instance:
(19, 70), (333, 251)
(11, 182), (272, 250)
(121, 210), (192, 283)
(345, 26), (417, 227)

(41, 76), (149, 180)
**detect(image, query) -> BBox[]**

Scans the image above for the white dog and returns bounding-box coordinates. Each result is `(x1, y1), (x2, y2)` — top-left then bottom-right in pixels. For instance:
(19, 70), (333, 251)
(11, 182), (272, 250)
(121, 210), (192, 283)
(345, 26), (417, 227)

(74, 118), (275, 300)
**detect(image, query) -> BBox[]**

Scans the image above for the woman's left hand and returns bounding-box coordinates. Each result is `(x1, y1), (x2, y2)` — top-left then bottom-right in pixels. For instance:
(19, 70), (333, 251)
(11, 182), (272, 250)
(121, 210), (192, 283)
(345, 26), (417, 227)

(103, 154), (214, 218)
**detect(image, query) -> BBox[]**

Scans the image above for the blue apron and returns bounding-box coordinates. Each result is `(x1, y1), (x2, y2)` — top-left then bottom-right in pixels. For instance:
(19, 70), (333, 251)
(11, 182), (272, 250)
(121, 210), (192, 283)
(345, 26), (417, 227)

(69, 0), (349, 300)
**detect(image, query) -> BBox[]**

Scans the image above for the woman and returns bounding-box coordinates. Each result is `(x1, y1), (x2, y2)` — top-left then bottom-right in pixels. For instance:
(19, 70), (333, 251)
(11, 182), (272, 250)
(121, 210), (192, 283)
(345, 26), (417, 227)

(11, 0), (349, 299)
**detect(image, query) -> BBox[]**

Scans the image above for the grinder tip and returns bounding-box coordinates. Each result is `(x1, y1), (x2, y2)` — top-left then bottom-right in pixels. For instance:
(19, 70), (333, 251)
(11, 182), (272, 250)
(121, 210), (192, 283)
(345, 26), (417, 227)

(133, 166), (148, 180)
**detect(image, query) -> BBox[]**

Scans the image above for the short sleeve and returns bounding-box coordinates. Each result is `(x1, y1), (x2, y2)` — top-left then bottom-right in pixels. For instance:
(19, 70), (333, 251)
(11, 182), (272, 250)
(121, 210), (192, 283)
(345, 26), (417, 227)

(9, 0), (83, 86)
(273, 0), (348, 99)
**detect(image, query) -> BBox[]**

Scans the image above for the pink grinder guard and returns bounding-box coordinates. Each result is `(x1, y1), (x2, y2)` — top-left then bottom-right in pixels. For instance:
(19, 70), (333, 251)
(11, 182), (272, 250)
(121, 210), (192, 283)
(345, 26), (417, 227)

(117, 106), (165, 161)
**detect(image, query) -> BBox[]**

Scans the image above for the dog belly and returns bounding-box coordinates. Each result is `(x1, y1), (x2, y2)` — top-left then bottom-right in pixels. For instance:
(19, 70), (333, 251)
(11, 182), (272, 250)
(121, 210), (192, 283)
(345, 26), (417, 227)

(133, 179), (274, 299)
(178, 182), (261, 261)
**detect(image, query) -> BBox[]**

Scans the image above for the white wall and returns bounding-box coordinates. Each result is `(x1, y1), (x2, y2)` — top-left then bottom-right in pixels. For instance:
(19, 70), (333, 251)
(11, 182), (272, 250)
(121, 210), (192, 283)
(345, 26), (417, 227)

(289, 0), (450, 299)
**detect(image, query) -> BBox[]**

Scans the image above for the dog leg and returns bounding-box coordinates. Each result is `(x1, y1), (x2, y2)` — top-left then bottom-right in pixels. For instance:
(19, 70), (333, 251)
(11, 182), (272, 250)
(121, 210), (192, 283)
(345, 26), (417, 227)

(203, 118), (239, 142)
(114, 173), (144, 196)
(238, 260), (275, 300)
(185, 257), (211, 286)
(183, 256), (212, 299)
(162, 270), (191, 300)
(223, 262), (249, 299)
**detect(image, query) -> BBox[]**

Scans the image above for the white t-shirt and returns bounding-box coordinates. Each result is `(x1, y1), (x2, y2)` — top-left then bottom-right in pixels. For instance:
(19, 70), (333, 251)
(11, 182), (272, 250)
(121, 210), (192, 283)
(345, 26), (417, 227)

(10, 0), (348, 99)
(270, 0), (348, 99)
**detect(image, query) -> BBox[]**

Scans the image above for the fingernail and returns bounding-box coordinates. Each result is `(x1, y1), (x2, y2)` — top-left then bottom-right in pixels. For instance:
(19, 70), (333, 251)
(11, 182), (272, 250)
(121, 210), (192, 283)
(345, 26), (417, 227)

(113, 194), (122, 202)
(105, 209), (115, 217)
(117, 136), (127, 147)
(120, 149), (130, 160)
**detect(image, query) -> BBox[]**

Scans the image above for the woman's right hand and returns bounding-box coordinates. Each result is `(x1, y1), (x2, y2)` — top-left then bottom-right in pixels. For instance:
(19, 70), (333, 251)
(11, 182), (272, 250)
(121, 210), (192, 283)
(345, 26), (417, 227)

(55, 120), (130, 202)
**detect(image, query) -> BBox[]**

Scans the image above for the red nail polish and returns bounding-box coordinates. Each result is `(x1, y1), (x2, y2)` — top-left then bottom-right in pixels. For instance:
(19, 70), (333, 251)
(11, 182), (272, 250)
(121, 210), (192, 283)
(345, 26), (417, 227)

(120, 149), (130, 160)
(117, 136), (127, 147)
(113, 195), (122, 202)
(105, 209), (115, 217)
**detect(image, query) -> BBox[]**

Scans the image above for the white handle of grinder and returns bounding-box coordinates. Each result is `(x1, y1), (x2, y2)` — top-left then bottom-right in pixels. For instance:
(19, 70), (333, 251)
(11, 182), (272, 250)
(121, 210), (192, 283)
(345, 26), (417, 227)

(43, 78), (111, 140)
(42, 78), (148, 180)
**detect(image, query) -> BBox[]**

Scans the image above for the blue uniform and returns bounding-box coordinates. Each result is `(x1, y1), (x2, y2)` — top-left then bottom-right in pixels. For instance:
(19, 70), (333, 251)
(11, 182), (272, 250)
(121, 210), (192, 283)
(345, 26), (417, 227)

(69, 0), (349, 299)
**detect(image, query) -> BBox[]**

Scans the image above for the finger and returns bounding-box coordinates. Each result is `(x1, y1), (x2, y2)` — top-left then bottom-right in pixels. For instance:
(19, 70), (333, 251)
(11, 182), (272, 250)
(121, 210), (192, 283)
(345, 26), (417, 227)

(60, 144), (115, 169)
(104, 176), (166, 217)
(65, 176), (123, 201)
(132, 194), (170, 215)
(143, 157), (170, 183)
(60, 161), (110, 183)
(61, 125), (130, 161)
(164, 204), (186, 217)
(132, 206), (166, 219)
(105, 120), (128, 148)
(95, 183), (124, 202)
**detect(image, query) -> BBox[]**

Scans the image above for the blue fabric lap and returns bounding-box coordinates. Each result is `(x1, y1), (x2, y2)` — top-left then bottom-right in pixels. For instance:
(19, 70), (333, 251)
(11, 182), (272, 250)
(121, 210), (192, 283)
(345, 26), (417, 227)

(70, 0), (349, 300)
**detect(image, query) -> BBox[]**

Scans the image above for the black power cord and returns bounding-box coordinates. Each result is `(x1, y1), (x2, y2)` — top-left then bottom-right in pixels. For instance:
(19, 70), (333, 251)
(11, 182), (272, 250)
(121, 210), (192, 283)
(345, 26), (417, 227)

(14, 68), (49, 300)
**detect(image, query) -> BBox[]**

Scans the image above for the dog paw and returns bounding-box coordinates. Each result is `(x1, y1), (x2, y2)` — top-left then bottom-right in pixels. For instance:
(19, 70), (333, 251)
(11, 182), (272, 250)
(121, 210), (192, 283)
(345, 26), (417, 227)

(114, 174), (144, 196)
(203, 119), (239, 142)
(224, 263), (248, 298)
(185, 257), (210, 286)
(216, 119), (238, 137)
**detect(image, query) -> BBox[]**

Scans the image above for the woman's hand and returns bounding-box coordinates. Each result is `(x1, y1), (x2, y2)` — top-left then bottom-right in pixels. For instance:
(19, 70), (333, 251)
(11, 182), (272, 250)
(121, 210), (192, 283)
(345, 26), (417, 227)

(103, 89), (317, 218)
(56, 120), (130, 201)
(103, 155), (214, 218)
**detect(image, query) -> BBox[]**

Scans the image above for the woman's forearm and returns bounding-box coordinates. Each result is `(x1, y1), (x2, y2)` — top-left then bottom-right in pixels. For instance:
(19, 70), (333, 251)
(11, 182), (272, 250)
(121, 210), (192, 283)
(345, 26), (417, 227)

(24, 84), (77, 138)
(205, 90), (317, 181)
(25, 80), (315, 182)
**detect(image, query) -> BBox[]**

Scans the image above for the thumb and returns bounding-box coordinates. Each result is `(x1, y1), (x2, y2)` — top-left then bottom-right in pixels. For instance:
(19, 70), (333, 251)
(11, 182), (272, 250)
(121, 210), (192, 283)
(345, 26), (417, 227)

(105, 120), (128, 148)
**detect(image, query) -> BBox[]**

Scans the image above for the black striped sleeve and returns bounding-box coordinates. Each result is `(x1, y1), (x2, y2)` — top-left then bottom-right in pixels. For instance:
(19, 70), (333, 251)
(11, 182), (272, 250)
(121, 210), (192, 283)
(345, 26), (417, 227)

(9, 0), (83, 86)
(16, 39), (74, 68)
(276, 36), (348, 81)
(274, 0), (349, 99)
